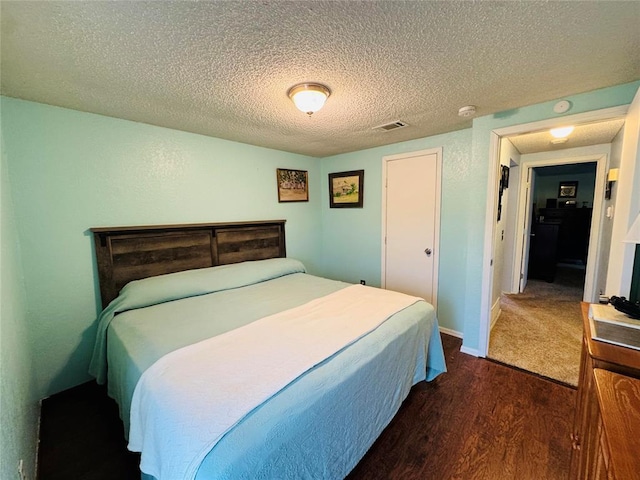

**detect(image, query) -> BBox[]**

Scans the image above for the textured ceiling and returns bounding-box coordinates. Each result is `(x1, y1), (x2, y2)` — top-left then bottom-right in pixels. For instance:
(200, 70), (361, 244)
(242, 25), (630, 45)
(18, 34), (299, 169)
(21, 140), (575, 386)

(509, 118), (626, 155)
(1, 1), (639, 157)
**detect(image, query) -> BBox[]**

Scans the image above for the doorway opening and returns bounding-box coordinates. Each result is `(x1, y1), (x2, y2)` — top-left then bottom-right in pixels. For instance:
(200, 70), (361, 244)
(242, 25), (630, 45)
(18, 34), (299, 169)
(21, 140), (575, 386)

(483, 115), (625, 386)
(527, 162), (597, 288)
(489, 161), (599, 385)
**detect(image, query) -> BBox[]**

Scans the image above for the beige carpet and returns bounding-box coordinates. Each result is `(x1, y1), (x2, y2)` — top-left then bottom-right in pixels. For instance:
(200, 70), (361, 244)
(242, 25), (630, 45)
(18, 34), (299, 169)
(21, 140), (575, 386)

(488, 267), (584, 386)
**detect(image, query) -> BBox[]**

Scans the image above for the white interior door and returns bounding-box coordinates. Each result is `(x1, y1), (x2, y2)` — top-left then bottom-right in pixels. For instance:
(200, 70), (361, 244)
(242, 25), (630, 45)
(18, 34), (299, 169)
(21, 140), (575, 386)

(519, 167), (536, 292)
(382, 149), (441, 305)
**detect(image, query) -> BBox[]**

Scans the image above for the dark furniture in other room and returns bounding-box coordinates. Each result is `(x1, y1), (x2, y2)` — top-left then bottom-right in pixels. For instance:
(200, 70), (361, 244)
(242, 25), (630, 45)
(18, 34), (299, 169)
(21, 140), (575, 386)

(539, 207), (592, 264)
(528, 221), (561, 282)
(528, 207), (593, 282)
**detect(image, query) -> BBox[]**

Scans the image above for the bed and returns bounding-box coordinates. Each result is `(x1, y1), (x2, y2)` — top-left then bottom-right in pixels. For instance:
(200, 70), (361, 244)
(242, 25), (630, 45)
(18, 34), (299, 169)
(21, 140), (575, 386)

(88, 220), (446, 480)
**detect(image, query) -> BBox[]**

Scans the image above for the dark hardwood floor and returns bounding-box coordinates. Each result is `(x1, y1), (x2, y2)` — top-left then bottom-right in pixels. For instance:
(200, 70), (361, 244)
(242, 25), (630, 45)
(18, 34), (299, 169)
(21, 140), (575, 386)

(38, 334), (576, 479)
(349, 335), (575, 480)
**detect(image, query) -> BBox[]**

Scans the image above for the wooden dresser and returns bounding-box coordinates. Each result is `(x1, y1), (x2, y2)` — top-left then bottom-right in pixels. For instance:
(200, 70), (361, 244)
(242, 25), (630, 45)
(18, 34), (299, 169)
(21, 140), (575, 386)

(569, 303), (640, 479)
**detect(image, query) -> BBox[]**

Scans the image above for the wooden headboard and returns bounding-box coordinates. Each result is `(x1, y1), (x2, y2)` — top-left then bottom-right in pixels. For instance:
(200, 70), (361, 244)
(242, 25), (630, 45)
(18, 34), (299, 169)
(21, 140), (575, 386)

(91, 220), (286, 309)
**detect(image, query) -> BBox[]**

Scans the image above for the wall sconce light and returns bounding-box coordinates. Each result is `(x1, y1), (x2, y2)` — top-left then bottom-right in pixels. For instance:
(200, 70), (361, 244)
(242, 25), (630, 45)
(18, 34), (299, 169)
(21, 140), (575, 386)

(605, 168), (619, 200)
(288, 83), (331, 116)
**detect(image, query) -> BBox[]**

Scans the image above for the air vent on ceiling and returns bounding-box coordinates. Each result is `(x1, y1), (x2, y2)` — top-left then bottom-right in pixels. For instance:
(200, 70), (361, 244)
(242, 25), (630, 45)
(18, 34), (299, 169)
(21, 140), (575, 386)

(373, 120), (408, 132)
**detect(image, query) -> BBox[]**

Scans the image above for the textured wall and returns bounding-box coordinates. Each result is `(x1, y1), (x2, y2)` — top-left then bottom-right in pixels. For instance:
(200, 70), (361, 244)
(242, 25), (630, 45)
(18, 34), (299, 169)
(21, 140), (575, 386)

(597, 129), (625, 297)
(320, 129), (473, 336)
(2, 81), (639, 404)
(319, 81), (639, 352)
(500, 139), (522, 294)
(491, 139), (518, 307)
(605, 87), (640, 298)
(1, 127), (39, 480)
(1, 97), (321, 399)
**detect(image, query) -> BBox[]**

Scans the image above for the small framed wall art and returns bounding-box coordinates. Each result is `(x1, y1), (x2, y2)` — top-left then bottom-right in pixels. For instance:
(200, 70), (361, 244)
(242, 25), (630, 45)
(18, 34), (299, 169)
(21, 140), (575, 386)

(500, 165), (510, 189)
(277, 168), (309, 202)
(558, 181), (578, 199)
(328, 170), (364, 208)
(497, 165), (510, 222)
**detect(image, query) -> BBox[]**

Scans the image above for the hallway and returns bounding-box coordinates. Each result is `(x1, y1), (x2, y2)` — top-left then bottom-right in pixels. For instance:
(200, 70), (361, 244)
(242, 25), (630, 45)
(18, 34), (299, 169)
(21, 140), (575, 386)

(488, 266), (585, 386)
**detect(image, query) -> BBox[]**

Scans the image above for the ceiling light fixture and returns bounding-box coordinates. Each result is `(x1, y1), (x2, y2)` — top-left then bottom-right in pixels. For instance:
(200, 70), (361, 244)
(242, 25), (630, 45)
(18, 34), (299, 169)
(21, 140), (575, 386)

(288, 83), (331, 116)
(550, 126), (574, 138)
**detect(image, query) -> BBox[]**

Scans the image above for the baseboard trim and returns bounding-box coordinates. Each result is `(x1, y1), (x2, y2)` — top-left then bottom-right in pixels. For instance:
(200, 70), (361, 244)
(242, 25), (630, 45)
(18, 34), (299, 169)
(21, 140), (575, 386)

(460, 345), (482, 357)
(438, 326), (482, 357)
(490, 297), (501, 332)
(439, 326), (462, 338)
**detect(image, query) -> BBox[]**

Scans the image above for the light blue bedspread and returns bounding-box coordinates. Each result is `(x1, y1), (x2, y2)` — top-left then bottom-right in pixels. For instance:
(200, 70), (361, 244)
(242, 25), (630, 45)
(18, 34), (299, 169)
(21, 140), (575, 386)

(89, 259), (446, 479)
(89, 258), (307, 385)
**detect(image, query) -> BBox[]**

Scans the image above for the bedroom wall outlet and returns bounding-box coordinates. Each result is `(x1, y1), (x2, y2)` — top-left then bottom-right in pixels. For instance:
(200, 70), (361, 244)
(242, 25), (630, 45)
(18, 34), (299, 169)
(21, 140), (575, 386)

(360, 280), (366, 285)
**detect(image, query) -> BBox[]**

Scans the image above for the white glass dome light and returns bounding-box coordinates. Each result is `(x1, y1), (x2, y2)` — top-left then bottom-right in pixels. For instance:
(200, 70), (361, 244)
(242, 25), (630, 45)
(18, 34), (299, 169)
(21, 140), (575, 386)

(550, 126), (575, 138)
(288, 83), (331, 116)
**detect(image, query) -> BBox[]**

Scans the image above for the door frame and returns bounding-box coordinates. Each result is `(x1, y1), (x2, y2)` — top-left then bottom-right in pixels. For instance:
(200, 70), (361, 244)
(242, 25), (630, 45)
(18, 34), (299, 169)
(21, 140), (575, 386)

(381, 147), (443, 311)
(511, 148), (609, 298)
(478, 105), (629, 357)
(518, 166), (536, 293)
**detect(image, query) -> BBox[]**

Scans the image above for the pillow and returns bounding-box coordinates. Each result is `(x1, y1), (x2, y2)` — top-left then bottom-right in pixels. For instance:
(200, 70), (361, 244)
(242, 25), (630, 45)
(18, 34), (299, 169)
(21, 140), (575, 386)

(120, 257), (306, 311)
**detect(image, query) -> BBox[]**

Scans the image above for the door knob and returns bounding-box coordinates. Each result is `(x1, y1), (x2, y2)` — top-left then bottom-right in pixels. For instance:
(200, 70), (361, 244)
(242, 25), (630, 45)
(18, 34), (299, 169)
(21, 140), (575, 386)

(424, 248), (432, 256)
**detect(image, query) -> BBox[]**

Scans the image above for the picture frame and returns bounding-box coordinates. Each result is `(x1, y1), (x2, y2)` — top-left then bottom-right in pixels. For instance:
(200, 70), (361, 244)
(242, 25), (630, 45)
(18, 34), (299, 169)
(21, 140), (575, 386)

(497, 165), (509, 222)
(558, 181), (578, 199)
(501, 165), (510, 189)
(276, 168), (308, 202)
(329, 170), (364, 208)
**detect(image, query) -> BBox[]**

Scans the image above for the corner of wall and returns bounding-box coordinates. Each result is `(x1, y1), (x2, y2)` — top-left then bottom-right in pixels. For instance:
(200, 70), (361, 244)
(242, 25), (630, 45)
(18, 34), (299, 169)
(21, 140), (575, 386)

(1, 117), (43, 480)
(605, 87), (640, 297)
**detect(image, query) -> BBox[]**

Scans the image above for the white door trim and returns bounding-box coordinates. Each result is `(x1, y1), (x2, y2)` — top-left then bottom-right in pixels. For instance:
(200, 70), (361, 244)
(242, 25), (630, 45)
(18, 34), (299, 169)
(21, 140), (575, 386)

(511, 150), (609, 302)
(478, 105), (629, 357)
(381, 147), (443, 311)
(517, 166), (536, 293)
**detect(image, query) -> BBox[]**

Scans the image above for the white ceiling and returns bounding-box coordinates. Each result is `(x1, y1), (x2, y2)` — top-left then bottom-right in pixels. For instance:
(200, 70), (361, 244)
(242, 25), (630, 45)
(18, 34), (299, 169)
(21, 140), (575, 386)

(509, 118), (626, 155)
(1, 1), (639, 157)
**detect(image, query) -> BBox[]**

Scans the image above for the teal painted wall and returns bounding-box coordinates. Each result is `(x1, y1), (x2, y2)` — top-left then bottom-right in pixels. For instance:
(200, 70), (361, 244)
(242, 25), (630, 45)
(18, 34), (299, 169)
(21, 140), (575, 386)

(1, 97), (321, 399)
(320, 129), (473, 335)
(320, 81), (640, 350)
(534, 170), (597, 209)
(1, 80), (638, 434)
(1, 127), (39, 480)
